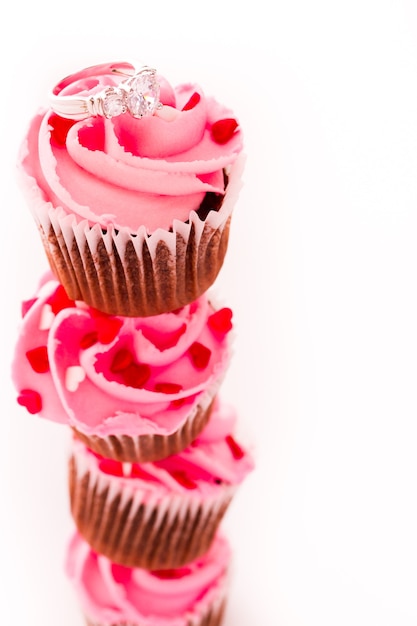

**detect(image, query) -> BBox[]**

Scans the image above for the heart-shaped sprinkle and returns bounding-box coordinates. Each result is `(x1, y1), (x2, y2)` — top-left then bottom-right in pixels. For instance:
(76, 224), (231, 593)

(151, 567), (192, 579)
(21, 298), (37, 318)
(154, 382), (183, 394)
(95, 316), (124, 344)
(17, 389), (42, 414)
(225, 434), (245, 460)
(39, 304), (55, 331)
(170, 470), (198, 490)
(98, 458), (124, 477)
(208, 308), (233, 334)
(211, 118), (238, 144)
(182, 92), (201, 111)
(80, 331), (99, 350)
(48, 284), (75, 314)
(26, 346), (49, 373)
(121, 362), (151, 389)
(110, 348), (134, 373)
(49, 113), (76, 146)
(141, 323), (187, 351)
(111, 562), (132, 584)
(189, 342), (211, 369)
(65, 365), (86, 392)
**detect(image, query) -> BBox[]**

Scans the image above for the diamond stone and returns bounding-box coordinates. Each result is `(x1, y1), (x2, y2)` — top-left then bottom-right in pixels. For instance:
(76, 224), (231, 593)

(126, 71), (160, 118)
(102, 88), (125, 118)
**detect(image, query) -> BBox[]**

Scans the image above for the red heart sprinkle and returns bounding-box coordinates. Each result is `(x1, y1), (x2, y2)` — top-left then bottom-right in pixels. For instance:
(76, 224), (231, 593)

(80, 331), (99, 350)
(48, 284), (75, 314)
(48, 113), (76, 146)
(151, 567), (192, 579)
(110, 348), (134, 373)
(170, 470), (198, 490)
(95, 316), (124, 344)
(225, 434), (245, 460)
(26, 346), (49, 373)
(131, 464), (154, 480)
(182, 92), (201, 111)
(21, 298), (37, 318)
(98, 458), (124, 477)
(189, 342), (211, 369)
(154, 382), (183, 394)
(17, 389), (42, 414)
(171, 397), (187, 408)
(211, 118), (238, 144)
(208, 308), (233, 334)
(121, 362), (151, 389)
(111, 563), (132, 584)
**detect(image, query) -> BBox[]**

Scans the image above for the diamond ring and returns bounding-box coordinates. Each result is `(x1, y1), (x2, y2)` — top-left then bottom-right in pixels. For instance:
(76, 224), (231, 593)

(49, 62), (162, 121)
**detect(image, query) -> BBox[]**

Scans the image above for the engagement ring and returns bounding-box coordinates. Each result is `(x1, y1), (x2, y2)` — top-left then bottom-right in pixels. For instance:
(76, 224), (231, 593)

(50, 62), (162, 121)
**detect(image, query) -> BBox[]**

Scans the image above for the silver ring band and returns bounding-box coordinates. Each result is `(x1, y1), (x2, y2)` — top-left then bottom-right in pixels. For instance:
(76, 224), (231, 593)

(49, 62), (162, 121)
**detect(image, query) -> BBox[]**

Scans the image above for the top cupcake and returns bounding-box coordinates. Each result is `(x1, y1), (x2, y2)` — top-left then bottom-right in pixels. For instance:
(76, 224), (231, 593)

(18, 62), (244, 316)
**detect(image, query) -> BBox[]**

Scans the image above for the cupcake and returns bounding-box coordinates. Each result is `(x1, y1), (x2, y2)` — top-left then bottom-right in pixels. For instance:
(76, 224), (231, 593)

(12, 274), (233, 462)
(69, 399), (254, 569)
(66, 530), (230, 626)
(18, 61), (244, 317)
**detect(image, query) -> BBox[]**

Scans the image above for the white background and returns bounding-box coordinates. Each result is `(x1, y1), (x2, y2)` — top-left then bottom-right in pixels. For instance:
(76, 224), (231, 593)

(1, 1), (417, 624)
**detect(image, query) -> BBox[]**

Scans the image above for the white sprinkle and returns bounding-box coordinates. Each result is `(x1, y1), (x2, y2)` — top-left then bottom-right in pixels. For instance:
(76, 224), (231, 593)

(122, 463), (132, 477)
(39, 304), (55, 331)
(65, 366), (86, 392)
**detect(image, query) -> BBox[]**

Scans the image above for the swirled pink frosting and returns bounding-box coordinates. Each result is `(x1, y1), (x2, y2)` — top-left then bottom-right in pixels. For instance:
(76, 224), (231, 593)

(19, 64), (243, 233)
(72, 399), (254, 496)
(66, 531), (230, 625)
(12, 274), (232, 437)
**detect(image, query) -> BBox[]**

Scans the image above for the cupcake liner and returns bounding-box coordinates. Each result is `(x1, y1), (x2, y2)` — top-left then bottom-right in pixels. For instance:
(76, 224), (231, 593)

(31, 157), (243, 317)
(69, 450), (235, 570)
(85, 598), (226, 626)
(72, 392), (216, 464)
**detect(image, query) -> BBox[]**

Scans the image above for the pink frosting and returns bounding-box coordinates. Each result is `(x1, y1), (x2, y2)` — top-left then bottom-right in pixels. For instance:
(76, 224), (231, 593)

(12, 275), (232, 437)
(66, 531), (230, 625)
(19, 63), (243, 232)
(71, 399), (254, 497)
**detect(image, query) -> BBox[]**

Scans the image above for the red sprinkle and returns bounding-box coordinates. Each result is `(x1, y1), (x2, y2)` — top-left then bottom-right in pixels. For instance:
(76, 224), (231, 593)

(95, 316), (124, 344)
(211, 118), (238, 144)
(111, 563), (132, 584)
(154, 382), (183, 394)
(110, 348), (134, 373)
(48, 284), (75, 314)
(225, 434), (245, 460)
(121, 362), (151, 389)
(189, 342), (211, 369)
(26, 346), (49, 373)
(208, 308), (233, 334)
(170, 397), (187, 408)
(48, 113), (76, 146)
(130, 464), (154, 480)
(79, 331), (99, 350)
(17, 389), (42, 414)
(98, 458), (124, 477)
(182, 92), (201, 111)
(151, 567), (192, 579)
(21, 298), (37, 318)
(170, 470), (198, 490)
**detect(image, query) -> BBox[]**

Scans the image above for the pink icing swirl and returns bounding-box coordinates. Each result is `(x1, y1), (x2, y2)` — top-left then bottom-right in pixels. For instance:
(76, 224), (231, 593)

(66, 531), (230, 625)
(73, 399), (254, 496)
(12, 275), (231, 437)
(20, 63), (243, 232)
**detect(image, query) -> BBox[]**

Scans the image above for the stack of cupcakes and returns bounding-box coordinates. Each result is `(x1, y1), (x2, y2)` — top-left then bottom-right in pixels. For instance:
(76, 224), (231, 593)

(12, 61), (253, 626)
